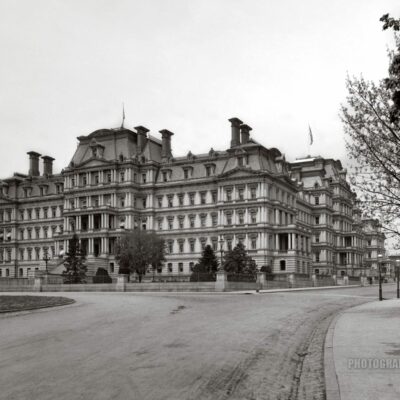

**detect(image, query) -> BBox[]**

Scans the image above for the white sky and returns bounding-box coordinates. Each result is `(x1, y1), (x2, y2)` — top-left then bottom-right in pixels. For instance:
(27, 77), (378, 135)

(0, 0), (399, 176)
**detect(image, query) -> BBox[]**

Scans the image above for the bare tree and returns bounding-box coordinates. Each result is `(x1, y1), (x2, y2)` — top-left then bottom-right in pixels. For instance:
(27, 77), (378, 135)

(341, 14), (400, 240)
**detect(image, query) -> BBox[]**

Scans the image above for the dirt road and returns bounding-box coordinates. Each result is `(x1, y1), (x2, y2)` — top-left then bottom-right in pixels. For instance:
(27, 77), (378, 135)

(0, 286), (390, 400)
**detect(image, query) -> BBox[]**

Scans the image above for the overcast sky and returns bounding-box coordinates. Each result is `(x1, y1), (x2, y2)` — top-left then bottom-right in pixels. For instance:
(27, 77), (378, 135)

(0, 0), (399, 176)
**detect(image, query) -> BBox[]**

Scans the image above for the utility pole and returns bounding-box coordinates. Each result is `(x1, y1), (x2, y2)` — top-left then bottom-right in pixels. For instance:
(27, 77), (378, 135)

(378, 254), (383, 301)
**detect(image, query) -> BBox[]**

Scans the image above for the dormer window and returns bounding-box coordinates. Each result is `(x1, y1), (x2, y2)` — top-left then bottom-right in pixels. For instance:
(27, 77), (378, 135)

(204, 163), (216, 177)
(90, 139), (105, 158)
(161, 169), (172, 182)
(238, 157), (244, 167)
(183, 167), (193, 180)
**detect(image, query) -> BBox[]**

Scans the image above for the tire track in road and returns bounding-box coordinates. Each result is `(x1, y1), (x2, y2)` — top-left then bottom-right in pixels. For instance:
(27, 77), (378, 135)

(188, 297), (373, 400)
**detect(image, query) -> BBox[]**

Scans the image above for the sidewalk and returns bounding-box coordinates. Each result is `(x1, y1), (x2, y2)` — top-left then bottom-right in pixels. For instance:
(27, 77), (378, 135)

(326, 299), (400, 400)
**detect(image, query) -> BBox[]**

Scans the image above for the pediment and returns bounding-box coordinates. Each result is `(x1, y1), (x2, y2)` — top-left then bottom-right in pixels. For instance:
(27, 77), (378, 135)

(73, 157), (113, 169)
(218, 167), (263, 179)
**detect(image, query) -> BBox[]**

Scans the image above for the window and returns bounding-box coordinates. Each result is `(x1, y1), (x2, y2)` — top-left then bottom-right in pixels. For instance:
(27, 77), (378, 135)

(315, 252), (320, 262)
(238, 188), (244, 200)
(158, 218), (163, 230)
(251, 238), (257, 250)
(250, 187), (257, 200)
(238, 212), (244, 225)
(184, 169), (189, 179)
(211, 214), (218, 226)
(189, 192), (195, 205)
(43, 227), (48, 239)
(69, 199), (75, 210)
(200, 214), (206, 227)
(211, 191), (217, 203)
(250, 211), (257, 224)
(226, 214), (232, 225)
(43, 207), (48, 218)
(238, 157), (244, 167)
(19, 249), (24, 261)
(142, 173), (147, 183)
(71, 177), (75, 187)
(27, 228), (32, 239)
(226, 189), (232, 202)
(105, 170), (112, 183)
(110, 263), (115, 274)
(120, 171), (125, 182)
(19, 210), (24, 220)
(189, 262), (195, 271)
(189, 240), (195, 252)
(19, 229), (24, 240)
(227, 240), (232, 251)
(157, 196), (163, 208)
(200, 192), (206, 204)
(92, 196), (99, 207)
(119, 196), (125, 208)
(104, 194), (111, 206)
(315, 234), (320, 243)
(35, 248), (40, 260)
(178, 194), (184, 206)
(280, 260), (286, 271)
(52, 206), (57, 217)
(168, 241), (173, 254)
(168, 218), (173, 230)
(80, 197), (87, 209)
(93, 173), (99, 185)
(189, 216), (195, 228)
(35, 208), (40, 219)
(168, 263), (173, 273)
(206, 166), (211, 177)
(212, 241), (218, 251)
(315, 216), (320, 225)
(178, 217), (184, 229)
(179, 241), (184, 253)
(178, 263), (184, 273)
(167, 195), (173, 208)
(162, 172), (168, 182)
(200, 239), (206, 250)
(315, 196), (320, 205)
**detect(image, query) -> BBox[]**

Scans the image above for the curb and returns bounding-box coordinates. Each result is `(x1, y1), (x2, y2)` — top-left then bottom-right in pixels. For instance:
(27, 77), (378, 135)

(324, 312), (343, 400)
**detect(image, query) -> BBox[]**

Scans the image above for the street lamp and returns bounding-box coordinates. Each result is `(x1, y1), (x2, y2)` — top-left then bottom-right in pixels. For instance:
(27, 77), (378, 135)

(377, 254), (383, 301)
(396, 259), (400, 299)
(42, 249), (50, 274)
(218, 237), (225, 270)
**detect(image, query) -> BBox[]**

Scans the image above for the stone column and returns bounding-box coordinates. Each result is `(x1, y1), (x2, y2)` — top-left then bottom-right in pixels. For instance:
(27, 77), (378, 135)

(116, 275), (128, 291)
(215, 270), (227, 291)
(257, 271), (266, 289)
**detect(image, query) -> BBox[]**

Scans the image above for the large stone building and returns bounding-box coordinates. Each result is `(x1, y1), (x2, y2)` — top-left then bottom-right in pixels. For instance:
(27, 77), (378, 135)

(0, 118), (384, 279)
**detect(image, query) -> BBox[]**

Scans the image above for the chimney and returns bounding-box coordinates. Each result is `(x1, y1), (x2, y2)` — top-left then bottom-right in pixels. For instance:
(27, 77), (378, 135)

(134, 125), (150, 155)
(27, 151), (41, 177)
(42, 156), (55, 176)
(229, 117), (243, 147)
(240, 124), (252, 144)
(159, 129), (174, 160)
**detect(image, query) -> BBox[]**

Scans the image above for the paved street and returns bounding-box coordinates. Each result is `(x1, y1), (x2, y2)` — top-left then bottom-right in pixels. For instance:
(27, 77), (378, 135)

(0, 286), (395, 400)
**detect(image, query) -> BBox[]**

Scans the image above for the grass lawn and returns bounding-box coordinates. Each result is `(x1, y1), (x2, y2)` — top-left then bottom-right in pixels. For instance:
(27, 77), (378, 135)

(0, 295), (74, 313)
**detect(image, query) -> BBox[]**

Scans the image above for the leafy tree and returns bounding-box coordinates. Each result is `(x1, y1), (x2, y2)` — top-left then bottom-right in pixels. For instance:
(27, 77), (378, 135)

(223, 242), (256, 274)
(62, 234), (87, 283)
(190, 245), (219, 281)
(341, 14), (400, 240)
(115, 230), (165, 282)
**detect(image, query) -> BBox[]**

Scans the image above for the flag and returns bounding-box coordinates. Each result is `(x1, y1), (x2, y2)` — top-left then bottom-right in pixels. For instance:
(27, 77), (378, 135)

(309, 124), (313, 145)
(121, 103), (126, 128)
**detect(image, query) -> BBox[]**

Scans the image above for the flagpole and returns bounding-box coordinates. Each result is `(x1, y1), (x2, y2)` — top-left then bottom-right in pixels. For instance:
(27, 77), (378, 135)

(121, 103), (125, 128)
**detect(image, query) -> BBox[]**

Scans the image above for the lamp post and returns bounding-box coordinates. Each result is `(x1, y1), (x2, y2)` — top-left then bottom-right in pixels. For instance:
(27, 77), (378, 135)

(42, 249), (50, 274)
(396, 259), (400, 299)
(218, 237), (225, 270)
(377, 254), (383, 301)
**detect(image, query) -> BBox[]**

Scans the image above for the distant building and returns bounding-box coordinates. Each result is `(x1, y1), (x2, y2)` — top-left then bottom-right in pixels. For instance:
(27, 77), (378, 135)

(0, 118), (384, 279)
